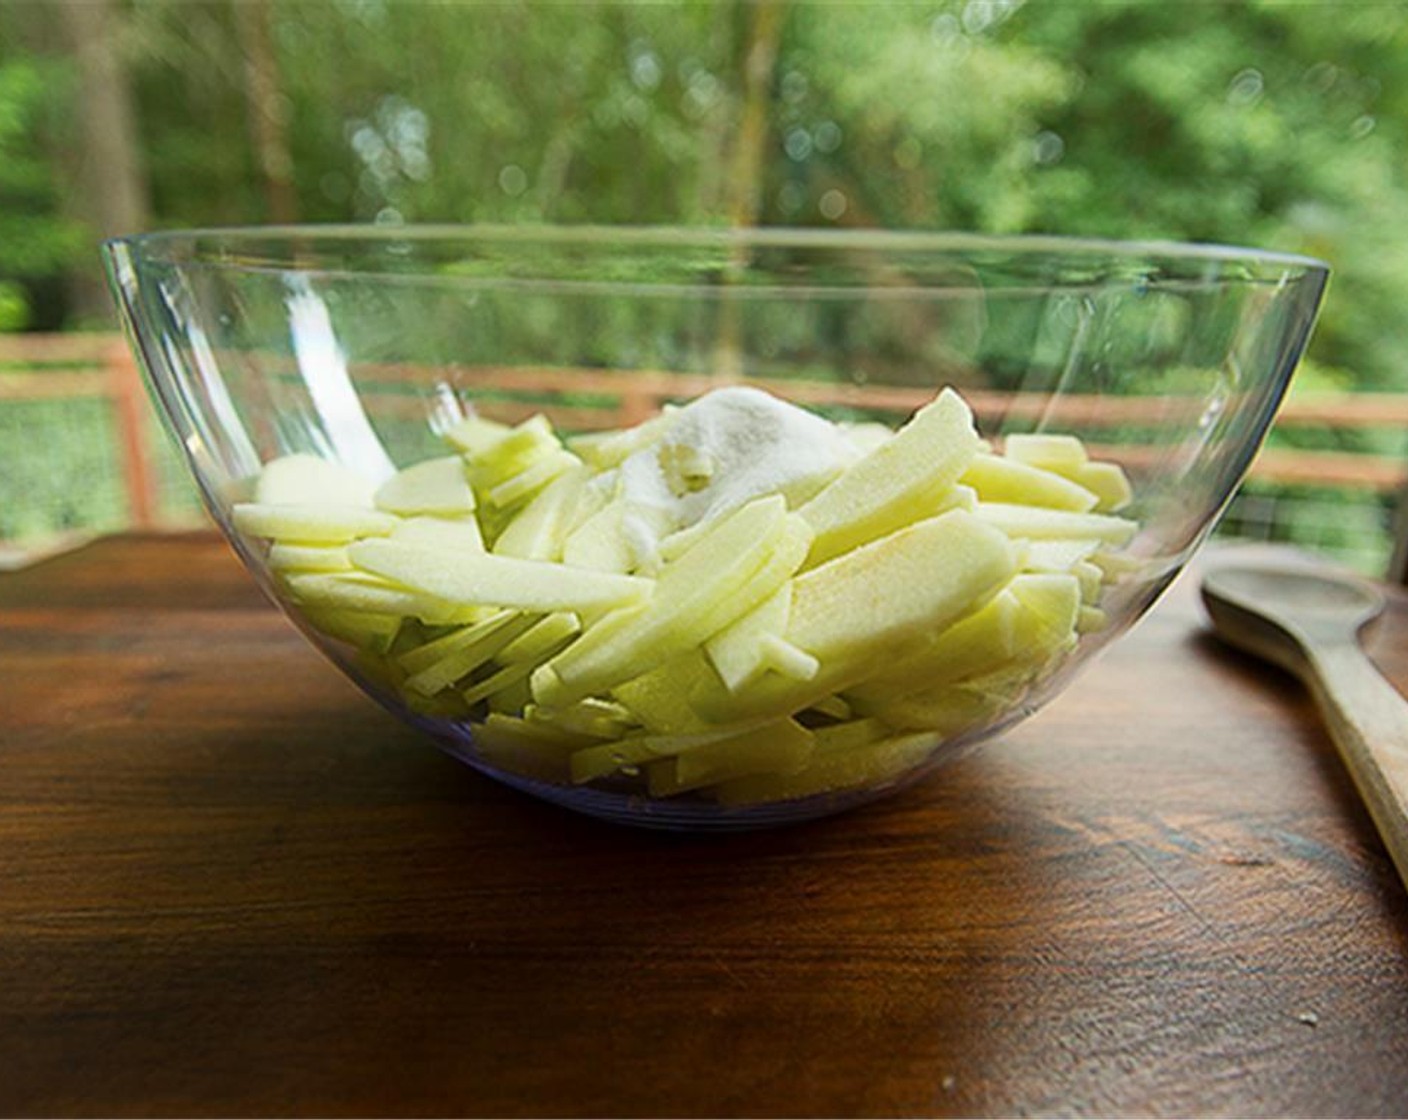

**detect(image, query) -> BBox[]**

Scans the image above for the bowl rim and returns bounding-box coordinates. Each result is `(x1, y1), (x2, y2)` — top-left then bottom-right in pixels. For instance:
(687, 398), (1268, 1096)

(102, 223), (1331, 274)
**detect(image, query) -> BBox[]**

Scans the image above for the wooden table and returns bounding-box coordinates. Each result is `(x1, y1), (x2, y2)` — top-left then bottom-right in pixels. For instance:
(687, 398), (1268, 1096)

(3, 533), (1406, 1117)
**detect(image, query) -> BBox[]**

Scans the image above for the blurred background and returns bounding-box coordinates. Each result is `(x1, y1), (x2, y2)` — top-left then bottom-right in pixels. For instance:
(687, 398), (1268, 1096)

(2, 0), (1407, 570)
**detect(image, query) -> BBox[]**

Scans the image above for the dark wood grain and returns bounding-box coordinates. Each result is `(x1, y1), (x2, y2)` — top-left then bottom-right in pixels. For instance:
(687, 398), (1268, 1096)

(2, 533), (1406, 1118)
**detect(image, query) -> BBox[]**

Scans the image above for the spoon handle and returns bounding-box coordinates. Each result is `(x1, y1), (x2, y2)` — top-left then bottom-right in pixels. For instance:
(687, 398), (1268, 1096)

(1304, 641), (1408, 889)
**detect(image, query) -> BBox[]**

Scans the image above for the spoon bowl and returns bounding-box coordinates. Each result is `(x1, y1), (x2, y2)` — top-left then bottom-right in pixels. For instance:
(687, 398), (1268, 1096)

(1202, 555), (1408, 891)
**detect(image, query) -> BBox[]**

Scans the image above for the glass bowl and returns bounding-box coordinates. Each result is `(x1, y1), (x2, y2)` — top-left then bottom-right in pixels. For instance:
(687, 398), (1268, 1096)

(103, 226), (1328, 829)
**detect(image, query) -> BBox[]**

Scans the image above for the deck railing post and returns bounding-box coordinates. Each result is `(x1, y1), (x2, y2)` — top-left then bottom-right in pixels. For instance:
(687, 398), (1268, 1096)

(106, 337), (159, 528)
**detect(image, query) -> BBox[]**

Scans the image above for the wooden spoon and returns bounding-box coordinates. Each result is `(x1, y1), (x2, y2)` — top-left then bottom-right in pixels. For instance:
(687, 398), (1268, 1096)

(1201, 559), (1408, 891)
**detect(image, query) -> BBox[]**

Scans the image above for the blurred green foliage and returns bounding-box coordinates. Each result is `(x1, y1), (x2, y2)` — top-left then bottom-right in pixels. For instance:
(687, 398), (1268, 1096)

(1, 0), (1407, 562)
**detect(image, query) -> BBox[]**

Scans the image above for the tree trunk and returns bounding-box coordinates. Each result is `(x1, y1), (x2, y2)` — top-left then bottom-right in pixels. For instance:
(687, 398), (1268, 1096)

(715, 0), (785, 380)
(55, 0), (152, 324)
(725, 0), (784, 232)
(233, 0), (298, 225)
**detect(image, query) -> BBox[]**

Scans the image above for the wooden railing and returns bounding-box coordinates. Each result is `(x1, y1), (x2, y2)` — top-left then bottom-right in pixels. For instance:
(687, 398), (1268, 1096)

(0, 333), (159, 527)
(1, 333), (1404, 542)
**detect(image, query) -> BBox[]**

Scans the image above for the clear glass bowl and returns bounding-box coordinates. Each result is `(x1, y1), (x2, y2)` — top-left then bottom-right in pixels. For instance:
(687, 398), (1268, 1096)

(103, 226), (1328, 829)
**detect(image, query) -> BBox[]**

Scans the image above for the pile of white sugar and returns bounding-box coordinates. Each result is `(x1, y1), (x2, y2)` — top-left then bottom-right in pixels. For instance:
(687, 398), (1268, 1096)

(614, 386), (859, 532)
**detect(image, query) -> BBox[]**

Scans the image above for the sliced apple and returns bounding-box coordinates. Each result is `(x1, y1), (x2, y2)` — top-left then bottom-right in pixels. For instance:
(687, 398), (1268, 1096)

(267, 543), (353, 573)
(960, 453), (1098, 512)
(348, 538), (653, 613)
(703, 584), (791, 693)
(693, 508), (1016, 723)
(530, 497), (811, 709)
(493, 467), (587, 561)
(471, 711), (596, 783)
(255, 453), (375, 508)
(374, 455), (476, 517)
(486, 449), (581, 509)
(812, 717), (891, 754)
(497, 612), (582, 665)
(299, 606), (402, 652)
(524, 698), (638, 741)
(862, 679), (1019, 735)
(645, 719), (814, 796)
(808, 694), (854, 722)
(1078, 605), (1109, 633)
(1071, 560), (1104, 602)
(391, 515), (485, 553)
(284, 570), (477, 624)
(233, 502), (399, 544)
(562, 501), (638, 573)
(842, 587), (1022, 705)
(403, 612), (540, 697)
(396, 609), (523, 674)
(610, 650), (724, 735)
(974, 503), (1137, 545)
(462, 628), (578, 706)
(1001, 433), (1088, 474)
(1071, 461), (1133, 512)
(710, 730), (936, 806)
(442, 414), (513, 457)
(758, 635), (819, 681)
(798, 387), (982, 566)
(1021, 538), (1101, 573)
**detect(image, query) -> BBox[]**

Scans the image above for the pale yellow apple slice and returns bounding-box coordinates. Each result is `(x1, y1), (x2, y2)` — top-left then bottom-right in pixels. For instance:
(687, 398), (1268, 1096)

(842, 572), (1079, 709)
(862, 680), (1018, 735)
(645, 719), (815, 796)
(284, 570), (477, 624)
(268, 543), (353, 573)
(374, 455), (476, 517)
(562, 502), (636, 573)
(403, 613), (540, 697)
(442, 414), (513, 457)
(710, 730), (936, 806)
(486, 450), (582, 510)
(567, 716), (792, 786)
(462, 626), (579, 707)
(1000, 434), (1132, 512)
(960, 453), (1098, 512)
(812, 717), (891, 754)
(461, 413), (556, 468)
(493, 467), (587, 561)
(496, 612), (582, 665)
(1072, 559), (1104, 602)
(348, 539), (653, 613)
(1071, 461), (1133, 512)
(610, 650), (721, 735)
(797, 387), (982, 566)
(299, 606), (402, 652)
(471, 711), (596, 783)
(391, 515), (485, 553)
(530, 497), (811, 709)
(523, 698), (638, 741)
(1001, 433), (1088, 474)
(233, 503), (399, 544)
(1078, 605), (1109, 633)
(758, 634), (819, 681)
(808, 694), (854, 722)
(703, 584), (791, 693)
(396, 609), (522, 674)
(566, 722), (743, 784)
(974, 503), (1137, 545)
(693, 508), (1016, 723)
(842, 587), (1022, 705)
(255, 453), (376, 508)
(1021, 538), (1101, 573)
